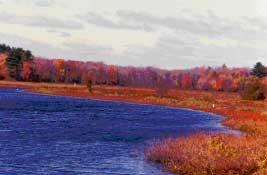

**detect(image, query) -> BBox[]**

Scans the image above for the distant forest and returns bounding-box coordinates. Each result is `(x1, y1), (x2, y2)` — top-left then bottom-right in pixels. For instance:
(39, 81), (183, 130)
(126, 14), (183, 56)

(0, 44), (267, 93)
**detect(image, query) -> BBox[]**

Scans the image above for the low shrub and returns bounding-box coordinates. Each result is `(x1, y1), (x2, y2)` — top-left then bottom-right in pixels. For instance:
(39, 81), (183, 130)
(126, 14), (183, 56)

(241, 80), (265, 100)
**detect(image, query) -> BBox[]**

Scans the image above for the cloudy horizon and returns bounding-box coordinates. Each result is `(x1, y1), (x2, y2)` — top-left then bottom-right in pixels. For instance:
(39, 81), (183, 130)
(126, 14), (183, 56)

(0, 0), (267, 69)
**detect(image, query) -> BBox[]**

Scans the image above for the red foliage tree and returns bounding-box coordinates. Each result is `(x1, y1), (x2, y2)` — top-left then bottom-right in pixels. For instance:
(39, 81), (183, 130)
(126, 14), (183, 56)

(20, 61), (32, 80)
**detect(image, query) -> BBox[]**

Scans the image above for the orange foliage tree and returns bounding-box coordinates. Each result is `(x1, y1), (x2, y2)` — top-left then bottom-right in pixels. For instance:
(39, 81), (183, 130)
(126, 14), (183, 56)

(53, 59), (65, 82)
(0, 53), (8, 80)
(20, 62), (33, 80)
(108, 65), (117, 85)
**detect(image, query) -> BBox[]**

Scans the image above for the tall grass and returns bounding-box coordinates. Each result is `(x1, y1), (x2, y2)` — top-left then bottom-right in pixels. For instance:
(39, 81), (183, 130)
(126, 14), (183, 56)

(146, 134), (267, 175)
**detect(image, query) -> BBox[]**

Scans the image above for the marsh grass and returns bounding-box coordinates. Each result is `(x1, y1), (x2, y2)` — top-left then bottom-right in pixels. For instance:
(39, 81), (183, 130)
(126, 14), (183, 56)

(145, 134), (267, 175)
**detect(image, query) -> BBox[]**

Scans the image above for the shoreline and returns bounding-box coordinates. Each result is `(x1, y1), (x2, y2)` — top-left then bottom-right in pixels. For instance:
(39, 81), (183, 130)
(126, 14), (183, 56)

(25, 88), (240, 135)
(0, 80), (263, 134)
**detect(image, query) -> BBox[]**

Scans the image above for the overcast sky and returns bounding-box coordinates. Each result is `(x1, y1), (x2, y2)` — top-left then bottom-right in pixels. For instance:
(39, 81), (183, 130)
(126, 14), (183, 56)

(0, 0), (267, 69)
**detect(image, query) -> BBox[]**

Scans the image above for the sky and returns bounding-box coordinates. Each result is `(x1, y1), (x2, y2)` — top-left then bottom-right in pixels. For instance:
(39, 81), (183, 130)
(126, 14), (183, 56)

(0, 0), (267, 69)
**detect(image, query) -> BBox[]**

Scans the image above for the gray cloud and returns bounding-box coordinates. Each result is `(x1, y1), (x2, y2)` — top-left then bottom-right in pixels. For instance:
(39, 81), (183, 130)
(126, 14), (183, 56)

(62, 42), (114, 60)
(80, 10), (223, 35)
(0, 12), (83, 30)
(1, 8), (267, 69)
(33, 0), (55, 7)
(1, 31), (265, 69)
(2, 0), (55, 6)
(0, 32), (62, 57)
(0, 32), (114, 61)
(78, 10), (267, 67)
(47, 30), (71, 37)
(242, 16), (267, 33)
(117, 35), (265, 69)
(80, 10), (267, 42)
(78, 12), (154, 32)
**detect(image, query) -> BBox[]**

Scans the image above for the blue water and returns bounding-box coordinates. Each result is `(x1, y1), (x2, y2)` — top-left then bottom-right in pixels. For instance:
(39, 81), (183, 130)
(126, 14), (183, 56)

(0, 87), (230, 175)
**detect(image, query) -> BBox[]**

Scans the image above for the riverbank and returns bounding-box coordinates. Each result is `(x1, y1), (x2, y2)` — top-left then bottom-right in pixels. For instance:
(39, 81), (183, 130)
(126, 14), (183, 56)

(1, 80), (267, 174)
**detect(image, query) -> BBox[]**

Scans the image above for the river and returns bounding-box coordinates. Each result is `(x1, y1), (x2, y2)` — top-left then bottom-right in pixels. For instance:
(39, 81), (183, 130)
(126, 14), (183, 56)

(0, 87), (231, 175)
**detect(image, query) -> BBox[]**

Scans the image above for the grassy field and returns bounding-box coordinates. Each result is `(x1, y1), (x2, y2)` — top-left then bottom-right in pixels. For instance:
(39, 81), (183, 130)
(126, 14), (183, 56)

(1, 80), (267, 175)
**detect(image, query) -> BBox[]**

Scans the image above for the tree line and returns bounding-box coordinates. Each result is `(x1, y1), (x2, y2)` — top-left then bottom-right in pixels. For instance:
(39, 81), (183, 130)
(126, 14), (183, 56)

(0, 43), (266, 97)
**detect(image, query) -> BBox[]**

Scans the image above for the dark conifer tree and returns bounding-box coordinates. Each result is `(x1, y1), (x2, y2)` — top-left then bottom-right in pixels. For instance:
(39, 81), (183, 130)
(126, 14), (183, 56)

(252, 62), (267, 78)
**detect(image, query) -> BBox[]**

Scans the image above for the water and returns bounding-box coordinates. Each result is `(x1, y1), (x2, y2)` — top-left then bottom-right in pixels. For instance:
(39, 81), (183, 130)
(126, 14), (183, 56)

(0, 87), (230, 175)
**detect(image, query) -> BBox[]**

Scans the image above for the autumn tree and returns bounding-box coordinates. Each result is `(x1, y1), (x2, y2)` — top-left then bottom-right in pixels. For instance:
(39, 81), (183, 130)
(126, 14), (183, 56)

(0, 53), (8, 80)
(155, 73), (172, 97)
(108, 65), (118, 85)
(145, 67), (159, 88)
(20, 61), (33, 80)
(180, 72), (193, 89)
(64, 60), (82, 83)
(53, 59), (65, 82)
(34, 58), (56, 82)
